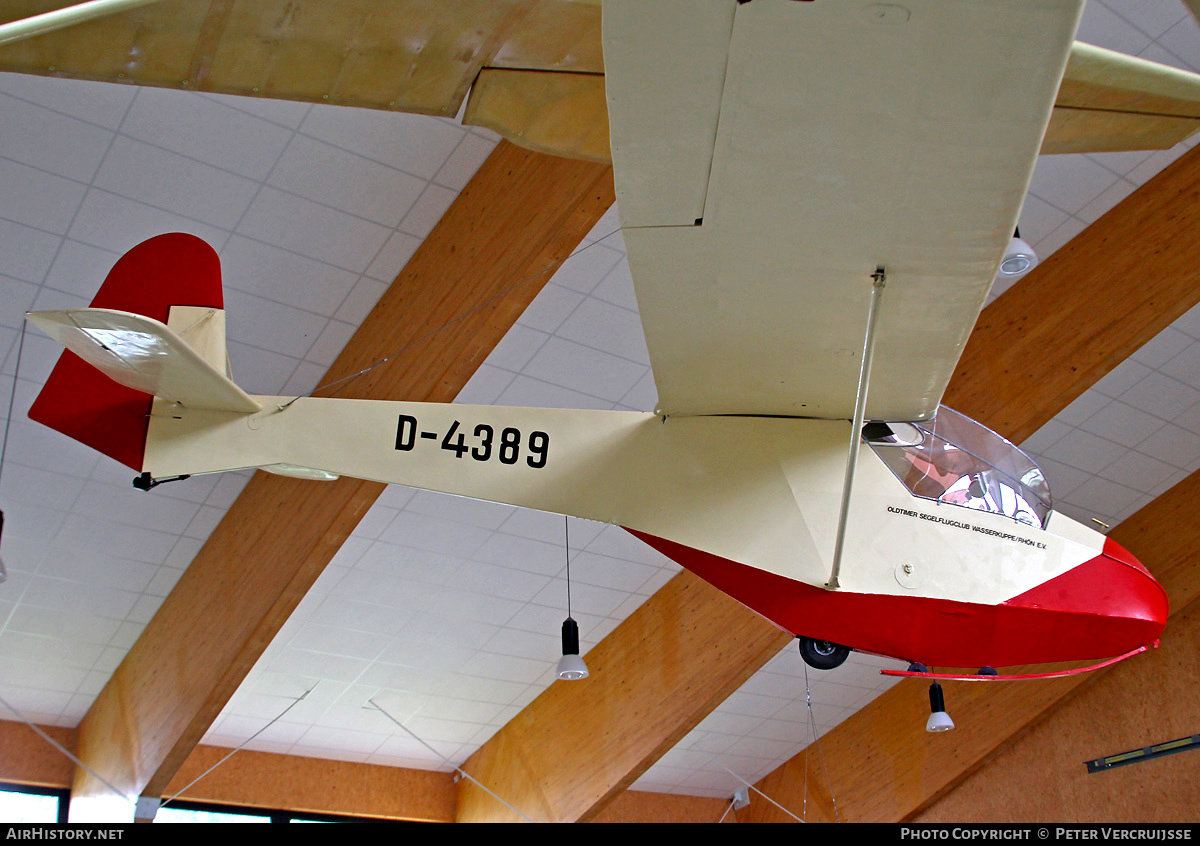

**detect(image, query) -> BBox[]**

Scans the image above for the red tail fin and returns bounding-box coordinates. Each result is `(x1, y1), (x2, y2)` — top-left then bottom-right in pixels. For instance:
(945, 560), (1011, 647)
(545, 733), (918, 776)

(28, 233), (223, 470)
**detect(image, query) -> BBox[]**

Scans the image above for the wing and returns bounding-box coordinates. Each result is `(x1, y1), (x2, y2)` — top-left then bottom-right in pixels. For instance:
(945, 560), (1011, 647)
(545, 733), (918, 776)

(1046, 42), (1200, 154)
(0, 0), (603, 120)
(4, 1), (1200, 163)
(605, 0), (1081, 420)
(6, 0), (1200, 419)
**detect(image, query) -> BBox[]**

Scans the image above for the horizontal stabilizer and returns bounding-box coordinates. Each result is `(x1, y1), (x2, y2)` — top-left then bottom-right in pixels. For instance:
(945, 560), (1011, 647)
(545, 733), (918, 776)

(26, 308), (261, 414)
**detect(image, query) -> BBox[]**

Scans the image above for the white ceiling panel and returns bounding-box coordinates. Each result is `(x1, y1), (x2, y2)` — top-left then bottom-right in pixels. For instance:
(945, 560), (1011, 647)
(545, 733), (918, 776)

(0, 0), (1199, 816)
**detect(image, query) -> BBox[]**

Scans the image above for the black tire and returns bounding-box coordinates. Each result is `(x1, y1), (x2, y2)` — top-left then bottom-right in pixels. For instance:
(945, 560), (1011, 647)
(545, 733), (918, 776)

(798, 637), (850, 670)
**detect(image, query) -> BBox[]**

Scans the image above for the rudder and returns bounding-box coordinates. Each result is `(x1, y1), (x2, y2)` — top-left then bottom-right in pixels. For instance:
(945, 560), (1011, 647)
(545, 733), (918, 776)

(28, 234), (225, 471)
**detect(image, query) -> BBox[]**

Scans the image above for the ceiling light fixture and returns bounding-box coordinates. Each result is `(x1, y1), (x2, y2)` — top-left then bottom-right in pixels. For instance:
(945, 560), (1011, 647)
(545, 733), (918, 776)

(926, 681), (955, 732)
(556, 517), (588, 681)
(999, 227), (1038, 277)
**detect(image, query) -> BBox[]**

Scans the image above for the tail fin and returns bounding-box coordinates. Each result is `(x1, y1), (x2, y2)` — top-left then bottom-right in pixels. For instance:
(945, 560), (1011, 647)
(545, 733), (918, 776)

(27, 233), (236, 471)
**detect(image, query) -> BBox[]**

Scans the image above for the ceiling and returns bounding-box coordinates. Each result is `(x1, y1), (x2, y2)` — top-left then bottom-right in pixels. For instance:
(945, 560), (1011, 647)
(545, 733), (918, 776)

(1, 0), (1199, 810)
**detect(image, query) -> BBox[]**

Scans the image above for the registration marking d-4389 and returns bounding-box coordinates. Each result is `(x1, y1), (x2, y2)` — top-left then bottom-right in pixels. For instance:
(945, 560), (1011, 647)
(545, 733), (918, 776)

(394, 414), (549, 468)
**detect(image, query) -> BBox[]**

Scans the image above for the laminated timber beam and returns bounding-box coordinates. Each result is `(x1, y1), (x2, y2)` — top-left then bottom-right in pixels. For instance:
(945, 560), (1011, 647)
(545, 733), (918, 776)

(456, 570), (792, 822)
(458, 143), (1200, 822)
(914, 586), (1200, 822)
(0, 718), (730, 823)
(164, 744), (732, 822)
(947, 143), (1200, 444)
(0, 718), (456, 822)
(66, 140), (615, 821)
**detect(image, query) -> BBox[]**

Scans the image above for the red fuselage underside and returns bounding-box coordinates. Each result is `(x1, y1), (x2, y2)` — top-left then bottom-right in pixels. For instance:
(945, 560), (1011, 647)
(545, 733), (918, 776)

(626, 529), (1167, 669)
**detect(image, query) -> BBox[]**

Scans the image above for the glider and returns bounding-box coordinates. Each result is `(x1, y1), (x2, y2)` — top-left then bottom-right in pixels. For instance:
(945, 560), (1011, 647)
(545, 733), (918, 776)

(20, 0), (1179, 675)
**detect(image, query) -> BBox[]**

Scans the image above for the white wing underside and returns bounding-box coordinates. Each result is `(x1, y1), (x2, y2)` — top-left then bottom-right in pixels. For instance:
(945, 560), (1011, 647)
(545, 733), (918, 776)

(605, 0), (1084, 421)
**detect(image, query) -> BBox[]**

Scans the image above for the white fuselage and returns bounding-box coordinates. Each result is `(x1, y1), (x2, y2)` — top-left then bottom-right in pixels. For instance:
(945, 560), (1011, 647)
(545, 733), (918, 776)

(143, 396), (1101, 610)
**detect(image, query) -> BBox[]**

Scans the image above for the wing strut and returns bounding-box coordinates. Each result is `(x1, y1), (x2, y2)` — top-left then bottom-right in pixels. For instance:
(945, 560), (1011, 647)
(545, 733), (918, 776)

(0, 0), (166, 48)
(826, 268), (886, 590)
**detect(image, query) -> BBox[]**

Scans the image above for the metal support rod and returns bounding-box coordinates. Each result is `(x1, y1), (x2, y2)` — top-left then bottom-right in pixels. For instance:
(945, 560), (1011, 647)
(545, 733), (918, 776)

(826, 268), (886, 590)
(0, 0), (165, 48)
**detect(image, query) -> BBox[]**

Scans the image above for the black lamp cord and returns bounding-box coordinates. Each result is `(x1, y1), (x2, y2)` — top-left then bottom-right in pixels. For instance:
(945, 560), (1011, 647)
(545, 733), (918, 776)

(564, 515), (573, 618)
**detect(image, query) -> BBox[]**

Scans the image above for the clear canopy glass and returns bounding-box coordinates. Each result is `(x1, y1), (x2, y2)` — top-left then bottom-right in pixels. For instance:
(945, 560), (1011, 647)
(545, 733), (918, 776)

(867, 406), (1052, 528)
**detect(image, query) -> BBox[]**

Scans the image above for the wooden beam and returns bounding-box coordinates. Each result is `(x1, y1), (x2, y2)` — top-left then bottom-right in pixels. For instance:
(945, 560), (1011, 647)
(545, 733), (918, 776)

(0, 720), (726, 823)
(167, 746), (731, 823)
(0, 721), (77, 788)
(67, 141), (615, 819)
(455, 571), (792, 822)
(465, 144), (1200, 822)
(0, 720), (455, 822)
(948, 143), (1200, 444)
(915, 600), (1200, 823)
(590, 790), (734, 824)
(166, 746), (729, 823)
(162, 745), (455, 822)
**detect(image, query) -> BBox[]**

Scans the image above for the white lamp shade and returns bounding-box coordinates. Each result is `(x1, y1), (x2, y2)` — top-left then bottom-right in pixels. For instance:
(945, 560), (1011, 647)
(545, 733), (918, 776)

(999, 236), (1038, 277)
(556, 653), (589, 681)
(926, 710), (955, 732)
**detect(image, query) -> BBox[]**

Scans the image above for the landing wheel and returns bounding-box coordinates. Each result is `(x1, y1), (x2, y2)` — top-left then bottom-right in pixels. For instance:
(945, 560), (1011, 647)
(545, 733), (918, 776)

(798, 637), (850, 670)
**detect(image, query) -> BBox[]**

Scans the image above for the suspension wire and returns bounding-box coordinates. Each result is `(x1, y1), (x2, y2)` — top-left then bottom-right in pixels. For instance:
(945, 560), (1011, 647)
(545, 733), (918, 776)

(0, 692), (132, 803)
(367, 698), (535, 823)
(715, 762), (805, 823)
(803, 667), (811, 821)
(803, 662), (841, 823)
(803, 743), (810, 821)
(159, 685), (316, 809)
(564, 516), (572, 617)
(677, 645), (809, 823)
(0, 321), (29, 496)
(278, 226), (624, 410)
(718, 798), (737, 823)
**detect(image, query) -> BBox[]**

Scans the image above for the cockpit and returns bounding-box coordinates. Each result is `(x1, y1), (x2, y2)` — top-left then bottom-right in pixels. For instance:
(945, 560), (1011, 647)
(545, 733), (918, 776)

(865, 406), (1052, 529)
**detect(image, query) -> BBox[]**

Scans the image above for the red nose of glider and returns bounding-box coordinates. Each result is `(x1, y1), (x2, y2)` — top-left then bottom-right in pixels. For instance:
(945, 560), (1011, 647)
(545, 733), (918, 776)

(1098, 536), (1169, 636)
(1006, 536), (1168, 660)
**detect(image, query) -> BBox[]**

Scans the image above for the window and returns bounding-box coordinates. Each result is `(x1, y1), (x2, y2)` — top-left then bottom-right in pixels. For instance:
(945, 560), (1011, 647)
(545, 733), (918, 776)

(0, 783), (69, 824)
(152, 799), (400, 823)
(154, 804), (272, 823)
(0, 787), (400, 823)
